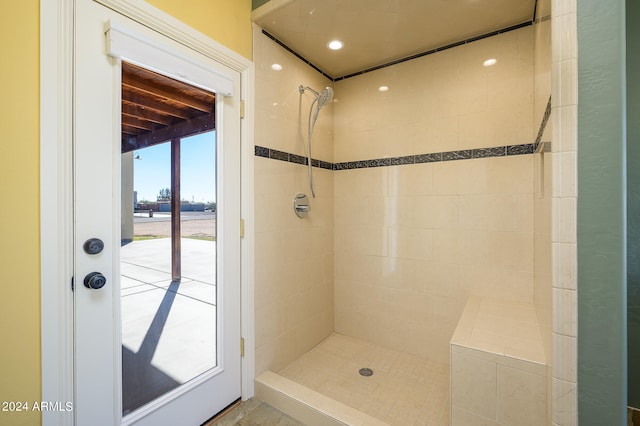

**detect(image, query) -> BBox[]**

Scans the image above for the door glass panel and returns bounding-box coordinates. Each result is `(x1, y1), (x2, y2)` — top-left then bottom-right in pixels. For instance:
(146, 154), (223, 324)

(179, 133), (217, 305)
(175, 132), (218, 384)
(119, 63), (217, 416)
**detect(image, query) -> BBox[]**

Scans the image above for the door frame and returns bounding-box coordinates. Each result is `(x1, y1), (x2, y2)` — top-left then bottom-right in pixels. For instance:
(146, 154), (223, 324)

(40, 1), (255, 424)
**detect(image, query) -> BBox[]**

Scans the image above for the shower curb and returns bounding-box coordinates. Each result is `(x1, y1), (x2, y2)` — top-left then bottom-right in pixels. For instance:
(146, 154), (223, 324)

(255, 370), (389, 426)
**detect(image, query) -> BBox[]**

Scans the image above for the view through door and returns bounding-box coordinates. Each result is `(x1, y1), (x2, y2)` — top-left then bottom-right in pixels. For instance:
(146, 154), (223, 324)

(73, 5), (243, 422)
(119, 62), (218, 415)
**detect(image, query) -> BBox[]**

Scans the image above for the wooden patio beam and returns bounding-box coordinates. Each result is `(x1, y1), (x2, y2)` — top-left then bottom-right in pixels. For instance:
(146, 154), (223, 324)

(122, 112), (214, 153)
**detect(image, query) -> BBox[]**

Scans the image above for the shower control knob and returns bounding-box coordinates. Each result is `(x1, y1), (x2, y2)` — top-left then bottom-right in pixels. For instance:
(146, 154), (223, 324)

(84, 272), (107, 290)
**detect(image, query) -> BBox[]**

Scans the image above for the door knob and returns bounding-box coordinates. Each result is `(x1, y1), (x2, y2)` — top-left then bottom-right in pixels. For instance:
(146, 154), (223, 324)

(83, 238), (104, 255)
(84, 272), (107, 289)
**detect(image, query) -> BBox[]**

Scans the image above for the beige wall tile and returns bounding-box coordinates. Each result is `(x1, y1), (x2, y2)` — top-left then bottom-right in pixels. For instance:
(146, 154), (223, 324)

(334, 310), (371, 342)
(487, 155), (534, 194)
(459, 266), (530, 302)
(552, 242), (577, 290)
(535, 18), (552, 133)
(255, 328), (299, 375)
(432, 159), (487, 196)
(412, 116), (461, 154)
(254, 28), (335, 375)
(497, 365), (547, 425)
(488, 231), (534, 271)
(451, 351), (497, 419)
(387, 164), (434, 196)
(551, 197), (577, 244)
(413, 260), (460, 297)
(334, 224), (388, 257)
(452, 406), (500, 426)
(457, 230), (490, 266)
(413, 195), (459, 229)
(333, 27), (534, 162)
(551, 378), (577, 426)
(559, 105), (577, 152)
(552, 333), (577, 383)
(552, 288), (576, 337)
(550, 1), (578, 422)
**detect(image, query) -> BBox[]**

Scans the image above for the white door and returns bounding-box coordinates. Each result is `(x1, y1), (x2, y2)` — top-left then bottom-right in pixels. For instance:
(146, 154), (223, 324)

(73, 1), (241, 424)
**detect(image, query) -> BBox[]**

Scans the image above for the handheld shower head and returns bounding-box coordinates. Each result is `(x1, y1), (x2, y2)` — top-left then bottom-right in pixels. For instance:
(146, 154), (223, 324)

(316, 87), (334, 109)
(298, 84), (334, 198)
(299, 85), (334, 108)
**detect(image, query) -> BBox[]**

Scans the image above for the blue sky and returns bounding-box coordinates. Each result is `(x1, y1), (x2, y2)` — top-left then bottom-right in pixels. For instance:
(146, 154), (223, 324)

(133, 131), (216, 203)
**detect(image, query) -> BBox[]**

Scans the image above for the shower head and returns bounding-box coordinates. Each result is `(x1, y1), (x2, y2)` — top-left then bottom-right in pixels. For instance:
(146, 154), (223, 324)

(299, 85), (334, 108)
(316, 87), (334, 109)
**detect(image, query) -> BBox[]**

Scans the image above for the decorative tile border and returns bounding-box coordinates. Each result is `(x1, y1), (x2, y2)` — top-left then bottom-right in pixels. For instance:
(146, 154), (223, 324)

(255, 146), (333, 170)
(255, 143), (536, 171)
(333, 144), (534, 170)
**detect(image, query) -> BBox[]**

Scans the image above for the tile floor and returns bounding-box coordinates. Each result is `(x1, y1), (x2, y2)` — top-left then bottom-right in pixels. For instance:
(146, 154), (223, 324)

(278, 334), (450, 426)
(207, 398), (304, 426)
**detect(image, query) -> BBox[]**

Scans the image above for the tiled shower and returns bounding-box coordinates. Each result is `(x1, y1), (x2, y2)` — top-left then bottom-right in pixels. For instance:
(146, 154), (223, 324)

(252, 1), (559, 423)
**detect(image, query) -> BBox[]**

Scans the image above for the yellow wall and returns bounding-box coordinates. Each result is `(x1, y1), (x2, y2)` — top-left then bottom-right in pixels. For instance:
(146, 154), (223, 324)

(0, 1), (41, 425)
(0, 2), (251, 425)
(146, 0), (253, 60)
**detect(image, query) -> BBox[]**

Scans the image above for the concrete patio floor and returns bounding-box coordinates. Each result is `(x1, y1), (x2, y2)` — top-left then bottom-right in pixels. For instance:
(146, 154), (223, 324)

(120, 237), (217, 414)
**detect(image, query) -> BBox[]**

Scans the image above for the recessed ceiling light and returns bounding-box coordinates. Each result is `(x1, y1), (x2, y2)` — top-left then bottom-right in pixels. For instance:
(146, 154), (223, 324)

(483, 58), (497, 67)
(328, 40), (344, 50)
(378, 86), (389, 92)
(271, 63), (283, 71)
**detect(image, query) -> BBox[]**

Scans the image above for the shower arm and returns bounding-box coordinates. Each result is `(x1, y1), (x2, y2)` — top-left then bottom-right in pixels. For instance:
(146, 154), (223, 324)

(299, 85), (319, 96)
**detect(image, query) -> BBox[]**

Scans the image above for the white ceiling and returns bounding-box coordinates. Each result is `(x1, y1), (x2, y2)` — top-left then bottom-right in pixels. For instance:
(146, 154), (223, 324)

(252, 0), (539, 78)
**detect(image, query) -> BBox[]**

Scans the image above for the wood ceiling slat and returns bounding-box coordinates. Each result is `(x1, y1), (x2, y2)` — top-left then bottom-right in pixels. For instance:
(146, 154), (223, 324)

(122, 73), (213, 113)
(121, 61), (215, 145)
(122, 124), (144, 135)
(122, 103), (174, 126)
(122, 91), (194, 120)
(122, 115), (156, 132)
(123, 62), (215, 101)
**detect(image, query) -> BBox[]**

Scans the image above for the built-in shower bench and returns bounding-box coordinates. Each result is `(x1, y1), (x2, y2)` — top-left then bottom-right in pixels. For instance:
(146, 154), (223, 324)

(450, 296), (548, 425)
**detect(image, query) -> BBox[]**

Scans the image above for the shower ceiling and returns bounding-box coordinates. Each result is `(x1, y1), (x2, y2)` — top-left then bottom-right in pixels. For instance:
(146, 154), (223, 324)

(252, 0), (540, 78)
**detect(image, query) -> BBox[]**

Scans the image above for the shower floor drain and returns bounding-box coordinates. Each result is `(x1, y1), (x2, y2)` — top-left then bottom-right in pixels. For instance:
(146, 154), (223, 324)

(359, 368), (373, 377)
